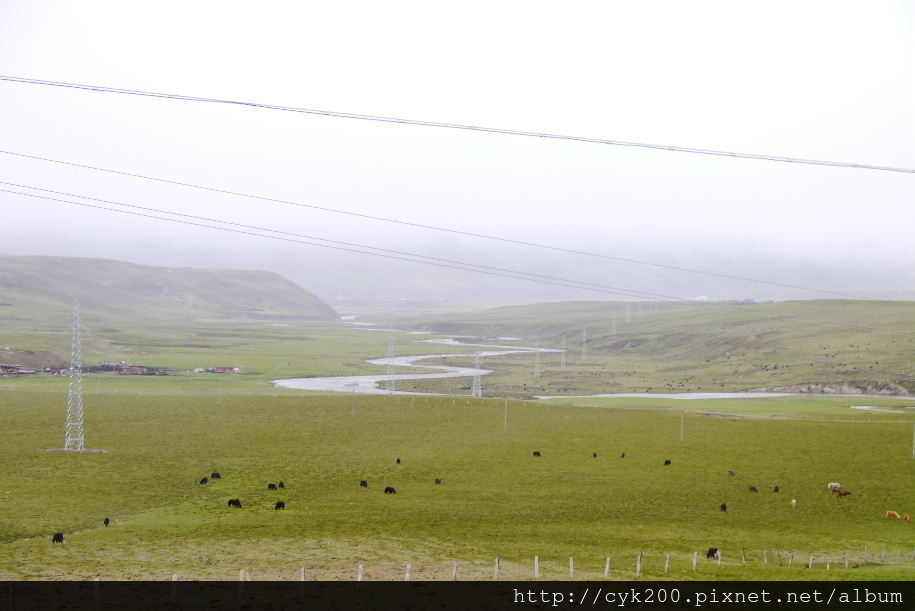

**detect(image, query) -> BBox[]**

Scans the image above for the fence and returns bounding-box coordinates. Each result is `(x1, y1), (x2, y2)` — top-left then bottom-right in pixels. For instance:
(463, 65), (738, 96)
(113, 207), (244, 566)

(13, 545), (912, 583)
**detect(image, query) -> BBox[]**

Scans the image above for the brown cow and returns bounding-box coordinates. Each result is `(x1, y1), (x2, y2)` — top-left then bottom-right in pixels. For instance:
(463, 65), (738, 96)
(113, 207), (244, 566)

(836, 490), (853, 497)
(886, 510), (901, 519)
(904, 513), (912, 523)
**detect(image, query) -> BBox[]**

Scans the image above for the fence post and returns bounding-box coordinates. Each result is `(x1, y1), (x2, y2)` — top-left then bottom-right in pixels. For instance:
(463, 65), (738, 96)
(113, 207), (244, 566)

(604, 557), (611, 578)
(826, 558), (830, 570)
(635, 553), (642, 577)
(844, 552), (849, 569)
(763, 550), (768, 566)
(741, 549), (746, 567)
(494, 557), (500, 581)
(880, 546), (886, 563)
(569, 557), (574, 579)
(864, 546), (869, 564)
(787, 552), (794, 569)
(664, 553), (670, 574)
(717, 552), (722, 568)
(405, 563), (412, 581)
(534, 556), (540, 578)
(807, 556), (813, 569)
(357, 564), (364, 581)
(451, 560), (459, 581)
(692, 552), (698, 571)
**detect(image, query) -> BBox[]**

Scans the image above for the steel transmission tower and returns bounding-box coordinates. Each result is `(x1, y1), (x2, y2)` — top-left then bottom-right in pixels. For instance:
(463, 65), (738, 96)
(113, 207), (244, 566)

(581, 328), (588, 361)
(64, 302), (85, 450)
(560, 334), (566, 369)
(471, 352), (482, 398)
(385, 331), (396, 393)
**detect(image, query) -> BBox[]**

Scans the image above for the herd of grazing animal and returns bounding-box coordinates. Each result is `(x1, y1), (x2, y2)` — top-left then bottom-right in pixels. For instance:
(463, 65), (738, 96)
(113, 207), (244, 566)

(49, 455), (913, 544)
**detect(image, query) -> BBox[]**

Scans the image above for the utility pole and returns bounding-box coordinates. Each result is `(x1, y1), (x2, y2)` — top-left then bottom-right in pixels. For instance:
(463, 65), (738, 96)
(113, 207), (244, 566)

(560, 334), (566, 369)
(471, 352), (482, 398)
(534, 341), (541, 378)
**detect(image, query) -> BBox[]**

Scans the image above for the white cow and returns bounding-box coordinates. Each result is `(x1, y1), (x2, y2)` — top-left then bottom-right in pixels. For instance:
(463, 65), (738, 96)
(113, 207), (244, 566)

(827, 482), (841, 492)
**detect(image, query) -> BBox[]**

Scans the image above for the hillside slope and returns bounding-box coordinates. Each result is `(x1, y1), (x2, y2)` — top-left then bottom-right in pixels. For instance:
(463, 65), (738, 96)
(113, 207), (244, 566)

(0, 256), (338, 324)
(401, 299), (915, 396)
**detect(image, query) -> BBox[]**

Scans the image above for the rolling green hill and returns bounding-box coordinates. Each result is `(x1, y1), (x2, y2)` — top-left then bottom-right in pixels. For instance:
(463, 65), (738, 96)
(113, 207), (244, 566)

(0, 255), (338, 325)
(399, 299), (915, 396)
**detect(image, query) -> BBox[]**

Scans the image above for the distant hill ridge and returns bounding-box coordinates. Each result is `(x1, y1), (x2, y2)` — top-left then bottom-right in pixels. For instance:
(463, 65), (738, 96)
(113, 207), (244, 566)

(0, 255), (338, 322)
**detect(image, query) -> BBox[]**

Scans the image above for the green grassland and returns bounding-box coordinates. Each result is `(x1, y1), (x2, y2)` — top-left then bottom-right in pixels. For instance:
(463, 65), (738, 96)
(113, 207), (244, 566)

(1, 390), (914, 581)
(397, 300), (915, 397)
(0, 255), (338, 329)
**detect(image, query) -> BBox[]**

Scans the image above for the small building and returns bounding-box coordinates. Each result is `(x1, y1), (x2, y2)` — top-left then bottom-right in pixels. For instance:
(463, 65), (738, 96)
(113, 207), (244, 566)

(208, 367), (241, 374)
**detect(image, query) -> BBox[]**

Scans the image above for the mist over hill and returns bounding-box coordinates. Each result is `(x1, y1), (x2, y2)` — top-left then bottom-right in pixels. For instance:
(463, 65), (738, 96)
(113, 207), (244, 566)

(0, 255), (338, 325)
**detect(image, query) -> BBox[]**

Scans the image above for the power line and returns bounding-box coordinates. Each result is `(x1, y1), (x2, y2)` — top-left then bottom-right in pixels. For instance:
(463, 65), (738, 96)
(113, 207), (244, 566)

(0, 186), (676, 300)
(0, 149), (880, 300)
(1, 75), (912, 175)
(2, 185), (912, 338)
(0, 180), (672, 301)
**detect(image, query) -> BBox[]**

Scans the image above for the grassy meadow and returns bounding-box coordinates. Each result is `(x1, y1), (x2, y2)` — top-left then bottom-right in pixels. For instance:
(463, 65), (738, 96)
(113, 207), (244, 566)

(1, 297), (913, 580)
(1, 390), (914, 581)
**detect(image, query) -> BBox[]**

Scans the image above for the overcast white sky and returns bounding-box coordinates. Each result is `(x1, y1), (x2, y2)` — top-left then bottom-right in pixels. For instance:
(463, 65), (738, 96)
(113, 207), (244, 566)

(0, 1), (912, 301)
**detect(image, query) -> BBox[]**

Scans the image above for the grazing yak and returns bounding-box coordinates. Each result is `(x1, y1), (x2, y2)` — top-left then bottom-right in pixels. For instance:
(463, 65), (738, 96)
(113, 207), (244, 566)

(211, 472), (221, 479)
(227, 499), (242, 508)
(359, 480), (368, 488)
(773, 486), (780, 493)
(720, 503), (728, 512)
(396, 458), (401, 464)
(748, 485), (758, 493)
(434, 478), (443, 485)
(706, 548), (721, 559)
(620, 452), (626, 458)
(663, 459), (672, 466)
(727, 470), (735, 476)
(886, 510), (901, 519)
(532, 451), (541, 457)
(592, 453), (598, 458)
(267, 483), (277, 491)
(103, 518), (110, 527)
(52, 533), (64, 544)
(199, 477), (208, 485)
(274, 501), (285, 510)
(278, 481), (285, 489)
(384, 486), (397, 494)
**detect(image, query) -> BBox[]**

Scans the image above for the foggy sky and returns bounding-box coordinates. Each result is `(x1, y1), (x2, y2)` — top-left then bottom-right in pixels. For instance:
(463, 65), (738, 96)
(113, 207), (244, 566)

(1, 1), (913, 303)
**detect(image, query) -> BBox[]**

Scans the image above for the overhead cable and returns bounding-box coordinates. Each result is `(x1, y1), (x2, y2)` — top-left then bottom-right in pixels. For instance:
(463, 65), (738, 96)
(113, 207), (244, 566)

(1, 75), (912, 174)
(0, 149), (878, 300)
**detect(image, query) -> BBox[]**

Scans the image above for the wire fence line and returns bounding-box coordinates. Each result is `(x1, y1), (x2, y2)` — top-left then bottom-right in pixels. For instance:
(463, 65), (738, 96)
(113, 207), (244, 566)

(11, 546), (912, 582)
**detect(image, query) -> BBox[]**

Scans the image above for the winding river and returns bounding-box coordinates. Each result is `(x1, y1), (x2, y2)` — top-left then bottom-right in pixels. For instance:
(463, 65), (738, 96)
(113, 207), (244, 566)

(274, 329), (914, 406)
(273, 337), (559, 395)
